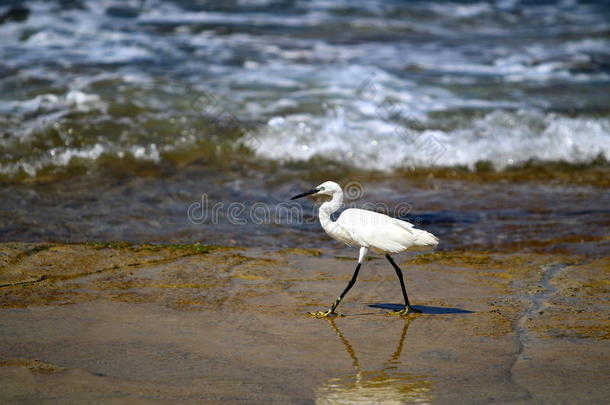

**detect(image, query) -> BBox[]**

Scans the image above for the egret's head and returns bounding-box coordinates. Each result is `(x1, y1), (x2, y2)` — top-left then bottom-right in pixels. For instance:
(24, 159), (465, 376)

(290, 181), (341, 200)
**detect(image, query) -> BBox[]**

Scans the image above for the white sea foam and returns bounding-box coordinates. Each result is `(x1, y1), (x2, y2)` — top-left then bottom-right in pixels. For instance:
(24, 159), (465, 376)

(245, 109), (610, 170)
(0, 91), (106, 115)
(0, 142), (162, 177)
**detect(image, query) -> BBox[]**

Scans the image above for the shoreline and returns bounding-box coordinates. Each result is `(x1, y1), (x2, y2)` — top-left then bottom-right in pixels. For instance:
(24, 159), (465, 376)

(2, 157), (609, 188)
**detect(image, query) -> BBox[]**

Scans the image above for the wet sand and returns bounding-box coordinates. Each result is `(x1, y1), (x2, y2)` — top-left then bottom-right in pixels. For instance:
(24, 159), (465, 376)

(0, 243), (608, 404)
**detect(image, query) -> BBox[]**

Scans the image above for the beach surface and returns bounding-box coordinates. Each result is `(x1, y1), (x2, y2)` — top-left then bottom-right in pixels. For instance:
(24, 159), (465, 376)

(1, 242), (608, 404)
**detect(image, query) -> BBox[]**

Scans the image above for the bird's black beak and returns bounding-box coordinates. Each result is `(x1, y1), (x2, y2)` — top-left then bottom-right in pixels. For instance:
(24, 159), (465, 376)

(290, 188), (320, 200)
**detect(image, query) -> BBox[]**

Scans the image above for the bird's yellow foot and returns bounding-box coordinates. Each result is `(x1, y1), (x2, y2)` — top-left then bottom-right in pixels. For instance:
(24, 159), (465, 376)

(308, 310), (343, 318)
(387, 306), (422, 316)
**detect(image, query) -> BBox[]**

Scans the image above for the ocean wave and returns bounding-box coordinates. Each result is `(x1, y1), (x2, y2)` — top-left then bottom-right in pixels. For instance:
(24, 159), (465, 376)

(245, 109), (610, 170)
(1, 0), (609, 180)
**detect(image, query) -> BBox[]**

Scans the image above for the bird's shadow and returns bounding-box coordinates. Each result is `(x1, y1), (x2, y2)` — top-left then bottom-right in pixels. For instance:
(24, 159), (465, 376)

(369, 303), (474, 314)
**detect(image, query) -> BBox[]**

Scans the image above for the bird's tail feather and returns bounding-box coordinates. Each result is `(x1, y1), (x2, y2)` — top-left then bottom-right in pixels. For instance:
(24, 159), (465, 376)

(413, 229), (439, 247)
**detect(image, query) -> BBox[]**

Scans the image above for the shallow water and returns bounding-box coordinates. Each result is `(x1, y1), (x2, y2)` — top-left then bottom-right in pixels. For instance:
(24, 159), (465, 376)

(1, 169), (610, 255)
(1, 1), (609, 254)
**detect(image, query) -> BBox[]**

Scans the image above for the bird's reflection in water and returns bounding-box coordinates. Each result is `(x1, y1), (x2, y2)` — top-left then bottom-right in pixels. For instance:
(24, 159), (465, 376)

(315, 319), (432, 405)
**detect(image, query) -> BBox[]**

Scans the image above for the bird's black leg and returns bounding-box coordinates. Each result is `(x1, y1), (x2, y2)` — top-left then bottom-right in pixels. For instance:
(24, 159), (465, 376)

(386, 255), (421, 315)
(309, 263), (361, 318)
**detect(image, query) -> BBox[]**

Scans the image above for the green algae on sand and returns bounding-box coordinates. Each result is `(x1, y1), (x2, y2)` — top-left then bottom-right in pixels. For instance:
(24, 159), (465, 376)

(0, 243), (608, 404)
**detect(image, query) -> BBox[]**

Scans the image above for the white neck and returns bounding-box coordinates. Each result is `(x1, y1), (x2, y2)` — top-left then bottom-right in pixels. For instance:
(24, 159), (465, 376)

(319, 189), (343, 228)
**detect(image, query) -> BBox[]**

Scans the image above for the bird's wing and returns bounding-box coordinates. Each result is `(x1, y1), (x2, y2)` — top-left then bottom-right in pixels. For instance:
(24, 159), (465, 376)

(337, 209), (413, 231)
(337, 208), (437, 253)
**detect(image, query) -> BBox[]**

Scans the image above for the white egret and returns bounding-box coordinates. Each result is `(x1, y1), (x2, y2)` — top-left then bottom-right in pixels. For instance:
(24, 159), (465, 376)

(291, 181), (439, 317)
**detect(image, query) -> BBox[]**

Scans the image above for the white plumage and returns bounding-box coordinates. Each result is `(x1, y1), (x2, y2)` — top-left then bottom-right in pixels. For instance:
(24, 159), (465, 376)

(291, 180), (439, 317)
(314, 181), (438, 254)
(324, 208), (438, 254)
